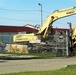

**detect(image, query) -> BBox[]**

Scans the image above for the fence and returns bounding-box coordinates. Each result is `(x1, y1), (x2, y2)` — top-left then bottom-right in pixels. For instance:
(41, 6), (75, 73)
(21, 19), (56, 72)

(0, 31), (70, 56)
(33, 31), (69, 56)
(0, 35), (13, 44)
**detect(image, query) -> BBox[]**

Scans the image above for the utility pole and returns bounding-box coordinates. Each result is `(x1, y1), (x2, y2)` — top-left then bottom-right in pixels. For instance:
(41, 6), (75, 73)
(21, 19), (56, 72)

(67, 22), (72, 34)
(67, 22), (72, 40)
(67, 22), (72, 56)
(38, 3), (42, 26)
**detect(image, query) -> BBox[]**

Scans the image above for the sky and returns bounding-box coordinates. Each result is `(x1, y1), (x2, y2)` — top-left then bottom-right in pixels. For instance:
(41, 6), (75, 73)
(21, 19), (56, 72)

(0, 0), (76, 28)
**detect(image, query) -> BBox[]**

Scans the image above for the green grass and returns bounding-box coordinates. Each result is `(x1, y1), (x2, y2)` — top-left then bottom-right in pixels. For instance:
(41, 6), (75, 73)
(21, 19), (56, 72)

(31, 52), (57, 58)
(1, 65), (76, 75)
(0, 52), (57, 58)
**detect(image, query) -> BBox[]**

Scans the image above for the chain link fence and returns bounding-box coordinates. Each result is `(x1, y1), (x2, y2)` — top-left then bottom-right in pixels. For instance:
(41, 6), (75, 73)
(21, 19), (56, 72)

(0, 31), (70, 56)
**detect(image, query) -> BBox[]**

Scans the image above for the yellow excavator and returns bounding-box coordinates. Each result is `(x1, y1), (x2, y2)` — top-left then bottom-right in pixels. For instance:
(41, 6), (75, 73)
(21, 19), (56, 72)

(13, 6), (76, 53)
(72, 25), (76, 46)
(70, 25), (76, 55)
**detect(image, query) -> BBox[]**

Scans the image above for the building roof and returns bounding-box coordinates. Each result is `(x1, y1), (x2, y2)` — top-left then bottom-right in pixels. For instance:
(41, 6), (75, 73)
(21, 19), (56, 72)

(0, 25), (38, 32)
(24, 24), (40, 30)
(52, 28), (70, 34)
(0, 25), (70, 34)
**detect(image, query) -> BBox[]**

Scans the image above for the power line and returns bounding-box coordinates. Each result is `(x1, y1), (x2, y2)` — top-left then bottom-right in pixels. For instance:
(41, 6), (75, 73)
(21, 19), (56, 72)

(0, 17), (39, 22)
(0, 7), (40, 12)
(0, 7), (76, 24)
(0, 16), (64, 24)
(0, 16), (75, 24)
(0, 7), (50, 14)
(43, 11), (50, 13)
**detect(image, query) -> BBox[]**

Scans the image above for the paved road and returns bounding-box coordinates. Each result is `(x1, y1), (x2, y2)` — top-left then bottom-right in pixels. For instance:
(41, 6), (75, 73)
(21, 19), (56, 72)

(0, 57), (76, 74)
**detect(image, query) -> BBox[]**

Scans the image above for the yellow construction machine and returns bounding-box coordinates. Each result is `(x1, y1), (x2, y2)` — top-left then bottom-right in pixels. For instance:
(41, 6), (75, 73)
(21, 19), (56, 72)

(70, 25), (76, 55)
(72, 25), (76, 45)
(13, 6), (76, 53)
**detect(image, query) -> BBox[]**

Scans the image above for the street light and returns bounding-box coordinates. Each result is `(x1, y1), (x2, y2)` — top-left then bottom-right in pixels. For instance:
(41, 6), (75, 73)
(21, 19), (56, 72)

(38, 3), (42, 26)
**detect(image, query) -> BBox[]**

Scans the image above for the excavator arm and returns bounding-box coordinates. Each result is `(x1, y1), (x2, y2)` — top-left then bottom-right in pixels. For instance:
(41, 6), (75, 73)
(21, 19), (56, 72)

(13, 6), (76, 43)
(37, 6), (76, 38)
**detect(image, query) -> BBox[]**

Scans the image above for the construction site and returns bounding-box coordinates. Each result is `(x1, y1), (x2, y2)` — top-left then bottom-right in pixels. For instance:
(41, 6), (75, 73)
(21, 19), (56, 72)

(0, 6), (76, 57)
(0, 0), (76, 75)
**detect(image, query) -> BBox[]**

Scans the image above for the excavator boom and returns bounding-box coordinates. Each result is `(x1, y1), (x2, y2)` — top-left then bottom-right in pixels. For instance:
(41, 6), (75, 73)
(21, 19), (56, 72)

(37, 6), (76, 38)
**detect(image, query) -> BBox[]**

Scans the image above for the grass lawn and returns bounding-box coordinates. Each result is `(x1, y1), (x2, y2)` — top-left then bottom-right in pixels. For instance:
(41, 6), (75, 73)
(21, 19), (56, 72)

(0, 65), (76, 75)
(0, 52), (57, 58)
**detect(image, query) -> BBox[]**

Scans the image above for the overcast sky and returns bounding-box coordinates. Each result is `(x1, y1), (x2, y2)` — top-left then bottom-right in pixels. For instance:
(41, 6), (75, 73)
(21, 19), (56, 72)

(0, 0), (76, 28)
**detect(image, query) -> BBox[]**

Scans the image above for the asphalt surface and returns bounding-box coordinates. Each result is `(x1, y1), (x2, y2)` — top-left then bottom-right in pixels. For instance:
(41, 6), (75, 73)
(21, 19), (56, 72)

(0, 55), (76, 74)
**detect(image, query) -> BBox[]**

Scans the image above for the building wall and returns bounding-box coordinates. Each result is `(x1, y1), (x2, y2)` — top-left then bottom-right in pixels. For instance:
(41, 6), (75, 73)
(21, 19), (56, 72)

(0, 32), (18, 43)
